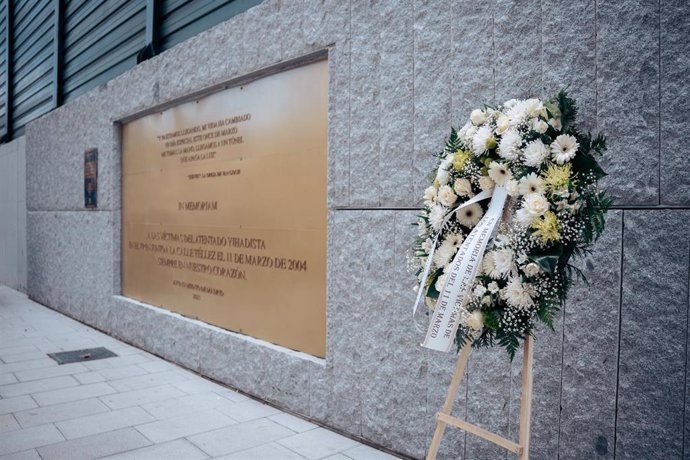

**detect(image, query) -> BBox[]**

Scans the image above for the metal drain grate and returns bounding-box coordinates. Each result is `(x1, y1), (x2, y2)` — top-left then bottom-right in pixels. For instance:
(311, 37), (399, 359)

(48, 347), (118, 365)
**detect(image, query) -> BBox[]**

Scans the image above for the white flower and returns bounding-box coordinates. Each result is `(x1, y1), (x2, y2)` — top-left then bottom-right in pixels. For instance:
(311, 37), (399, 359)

(453, 178), (473, 197)
(488, 161), (512, 186)
(515, 207), (535, 226)
(423, 186), (437, 206)
(472, 125), (495, 156)
(434, 273), (448, 291)
(456, 203), (483, 228)
(482, 253), (496, 277)
(466, 310), (484, 330)
(470, 109), (487, 126)
(492, 248), (515, 278)
(436, 156), (454, 185)
(437, 185), (458, 207)
(428, 205), (446, 231)
(488, 281), (500, 293)
(524, 98), (546, 118)
(433, 238), (457, 268)
(504, 278), (534, 309)
(516, 252), (529, 265)
(518, 173), (545, 196)
(417, 218), (428, 236)
(496, 113), (511, 135)
(549, 117), (562, 131)
(523, 193), (550, 218)
(504, 98), (519, 109)
(473, 284), (487, 298)
(551, 134), (579, 164)
(479, 175), (495, 192)
(497, 128), (522, 161)
(507, 100), (529, 126)
(446, 233), (464, 249)
(421, 238), (433, 253)
(523, 139), (549, 167)
(524, 262), (541, 277)
(425, 296), (437, 310)
(532, 118), (549, 134)
(506, 179), (520, 197)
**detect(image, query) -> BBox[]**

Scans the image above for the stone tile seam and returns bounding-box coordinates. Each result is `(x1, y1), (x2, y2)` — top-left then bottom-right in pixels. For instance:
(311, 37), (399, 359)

(612, 209), (625, 458)
(682, 241), (690, 460)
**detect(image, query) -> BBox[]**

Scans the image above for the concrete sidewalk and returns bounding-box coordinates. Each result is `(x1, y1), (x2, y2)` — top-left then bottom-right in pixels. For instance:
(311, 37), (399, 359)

(0, 286), (398, 460)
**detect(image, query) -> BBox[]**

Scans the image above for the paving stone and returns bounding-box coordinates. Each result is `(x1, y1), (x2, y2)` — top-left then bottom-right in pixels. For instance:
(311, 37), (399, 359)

(216, 398), (282, 423)
(107, 370), (189, 392)
(14, 363), (87, 382)
(134, 409), (236, 443)
(215, 442), (305, 460)
(97, 364), (150, 381)
(0, 396), (37, 415)
(32, 382), (116, 406)
(73, 372), (106, 384)
(189, 418), (295, 457)
(56, 406), (155, 440)
(141, 392), (237, 420)
(0, 373), (17, 385)
(0, 352), (47, 364)
(0, 449), (41, 460)
(277, 427), (360, 460)
(13, 398), (110, 428)
(37, 427), (151, 460)
(0, 375), (78, 398)
(343, 444), (398, 460)
(0, 346), (38, 357)
(0, 358), (57, 375)
(0, 414), (19, 434)
(102, 439), (209, 460)
(100, 385), (186, 410)
(269, 413), (318, 433)
(0, 424), (64, 456)
(83, 353), (151, 371)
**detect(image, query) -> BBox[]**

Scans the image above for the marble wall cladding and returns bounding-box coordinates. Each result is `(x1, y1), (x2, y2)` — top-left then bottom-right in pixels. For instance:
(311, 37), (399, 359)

(21, 1), (690, 459)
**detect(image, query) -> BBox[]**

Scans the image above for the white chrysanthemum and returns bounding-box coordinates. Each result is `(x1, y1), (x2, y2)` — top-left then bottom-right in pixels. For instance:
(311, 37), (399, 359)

(492, 248), (515, 278)
(482, 253), (497, 277)
(428, 205), (446, 231)
(472, 125), (495, 156)
(504, 98), (519, 109)
(551, 134), (579, 164)
(423, 186), (437, 206)
(506, 100), (529, 126)
(504, 278), (534, 309)
(433, 239), (456, 268)
(496, 113), (511, 135)
(458, 121), (474, 143)
(479, 175), (495, 192)
(532, 118), (548, 134)
(421, 238), (433, 253)
(437, 185), (457, 207)
(453, 178), (473, 197)
(417, 218), (428, 236)
(523, 139), (549, 167)
(518, 173), (545, 196)
(523, 193), (550, 218)
(470, 109), (487, 126)
(506, 179), (520, 197)
(436, 156), (454, 185)
(456, 203), (483, 228)
(497, 128), (522, 161)
(488, 161), (512, 186)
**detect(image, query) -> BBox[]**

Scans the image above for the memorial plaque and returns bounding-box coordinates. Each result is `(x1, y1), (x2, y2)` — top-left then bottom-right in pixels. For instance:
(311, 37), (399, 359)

(84, 148), (98, 208)
(121, 60), (328, 357)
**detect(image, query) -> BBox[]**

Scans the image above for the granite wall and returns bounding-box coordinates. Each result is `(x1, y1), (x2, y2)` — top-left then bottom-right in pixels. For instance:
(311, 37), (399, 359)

(24, 1), (690, 459)
(0, 137), (26, 293)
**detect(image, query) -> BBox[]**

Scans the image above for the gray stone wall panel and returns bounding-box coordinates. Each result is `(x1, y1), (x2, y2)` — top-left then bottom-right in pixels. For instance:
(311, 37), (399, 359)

(660, 0), (690, 205)
(596, 1), (660, 205)
(616, 211), (690, 458)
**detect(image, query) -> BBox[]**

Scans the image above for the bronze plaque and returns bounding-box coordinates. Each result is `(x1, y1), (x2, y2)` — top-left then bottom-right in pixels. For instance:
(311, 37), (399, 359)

(121, 60), (328, 357)
(84, 148), (98, 208)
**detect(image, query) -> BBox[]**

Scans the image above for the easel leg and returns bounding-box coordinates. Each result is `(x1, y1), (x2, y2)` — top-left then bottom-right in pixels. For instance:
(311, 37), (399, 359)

(517, 335), (534, 460)
(426, 342), (472, 460)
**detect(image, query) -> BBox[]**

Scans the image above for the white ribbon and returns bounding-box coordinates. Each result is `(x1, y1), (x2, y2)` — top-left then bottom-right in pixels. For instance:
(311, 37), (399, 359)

(421, 186), (509, 352)
(412, 189), (494, 317)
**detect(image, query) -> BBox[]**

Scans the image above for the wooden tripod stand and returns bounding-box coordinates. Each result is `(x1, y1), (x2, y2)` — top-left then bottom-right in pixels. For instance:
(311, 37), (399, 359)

(426, 335), (534, 460)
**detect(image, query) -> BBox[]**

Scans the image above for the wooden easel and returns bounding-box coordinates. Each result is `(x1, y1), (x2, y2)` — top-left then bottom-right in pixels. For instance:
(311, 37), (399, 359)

(426, 335), (534, 460)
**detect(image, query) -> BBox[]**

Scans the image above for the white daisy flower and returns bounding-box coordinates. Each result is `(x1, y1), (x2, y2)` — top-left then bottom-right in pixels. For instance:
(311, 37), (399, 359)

(497, 128), (522, 161)
(523, 139), (549, 167)
(488, 161), (512, 186)
(472, 125), (495, 156)
(503, 278), (534, 309)
(518, 173), (545, 196)
(456, 203), (483, 228)
(551, 134), (579, 164)
(445, 232), (464, 250)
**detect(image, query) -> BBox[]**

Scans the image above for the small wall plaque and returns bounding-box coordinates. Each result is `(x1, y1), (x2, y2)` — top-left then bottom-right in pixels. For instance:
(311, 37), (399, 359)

(84, 148), (98, 208)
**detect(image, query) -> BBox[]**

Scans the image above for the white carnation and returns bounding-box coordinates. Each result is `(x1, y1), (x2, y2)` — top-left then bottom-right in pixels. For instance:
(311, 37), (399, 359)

(488, 161), (512, 186)
(515, 207), (535, 227)
(423, 186), (437, 206)
(504, 278), (534, 309)
(453, 178), (473, 197)
(551, 134), (579, 164)
(532, 118), (549, 134)
(506, 179), (520, 197)
(518, 173), (545, 196)
(479, 175), (495, 192)
(523, 139), (549, 167)
(497, 128), (522, 161)
(437, 185), (458, 207)
(524, 98), (546, 118)
(466, 310), (484, 330)
(549, 117), (562, 131)
(456, 203), (483, 228)
(472, 125), (495, 156)
(496, 113), (511, 135)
